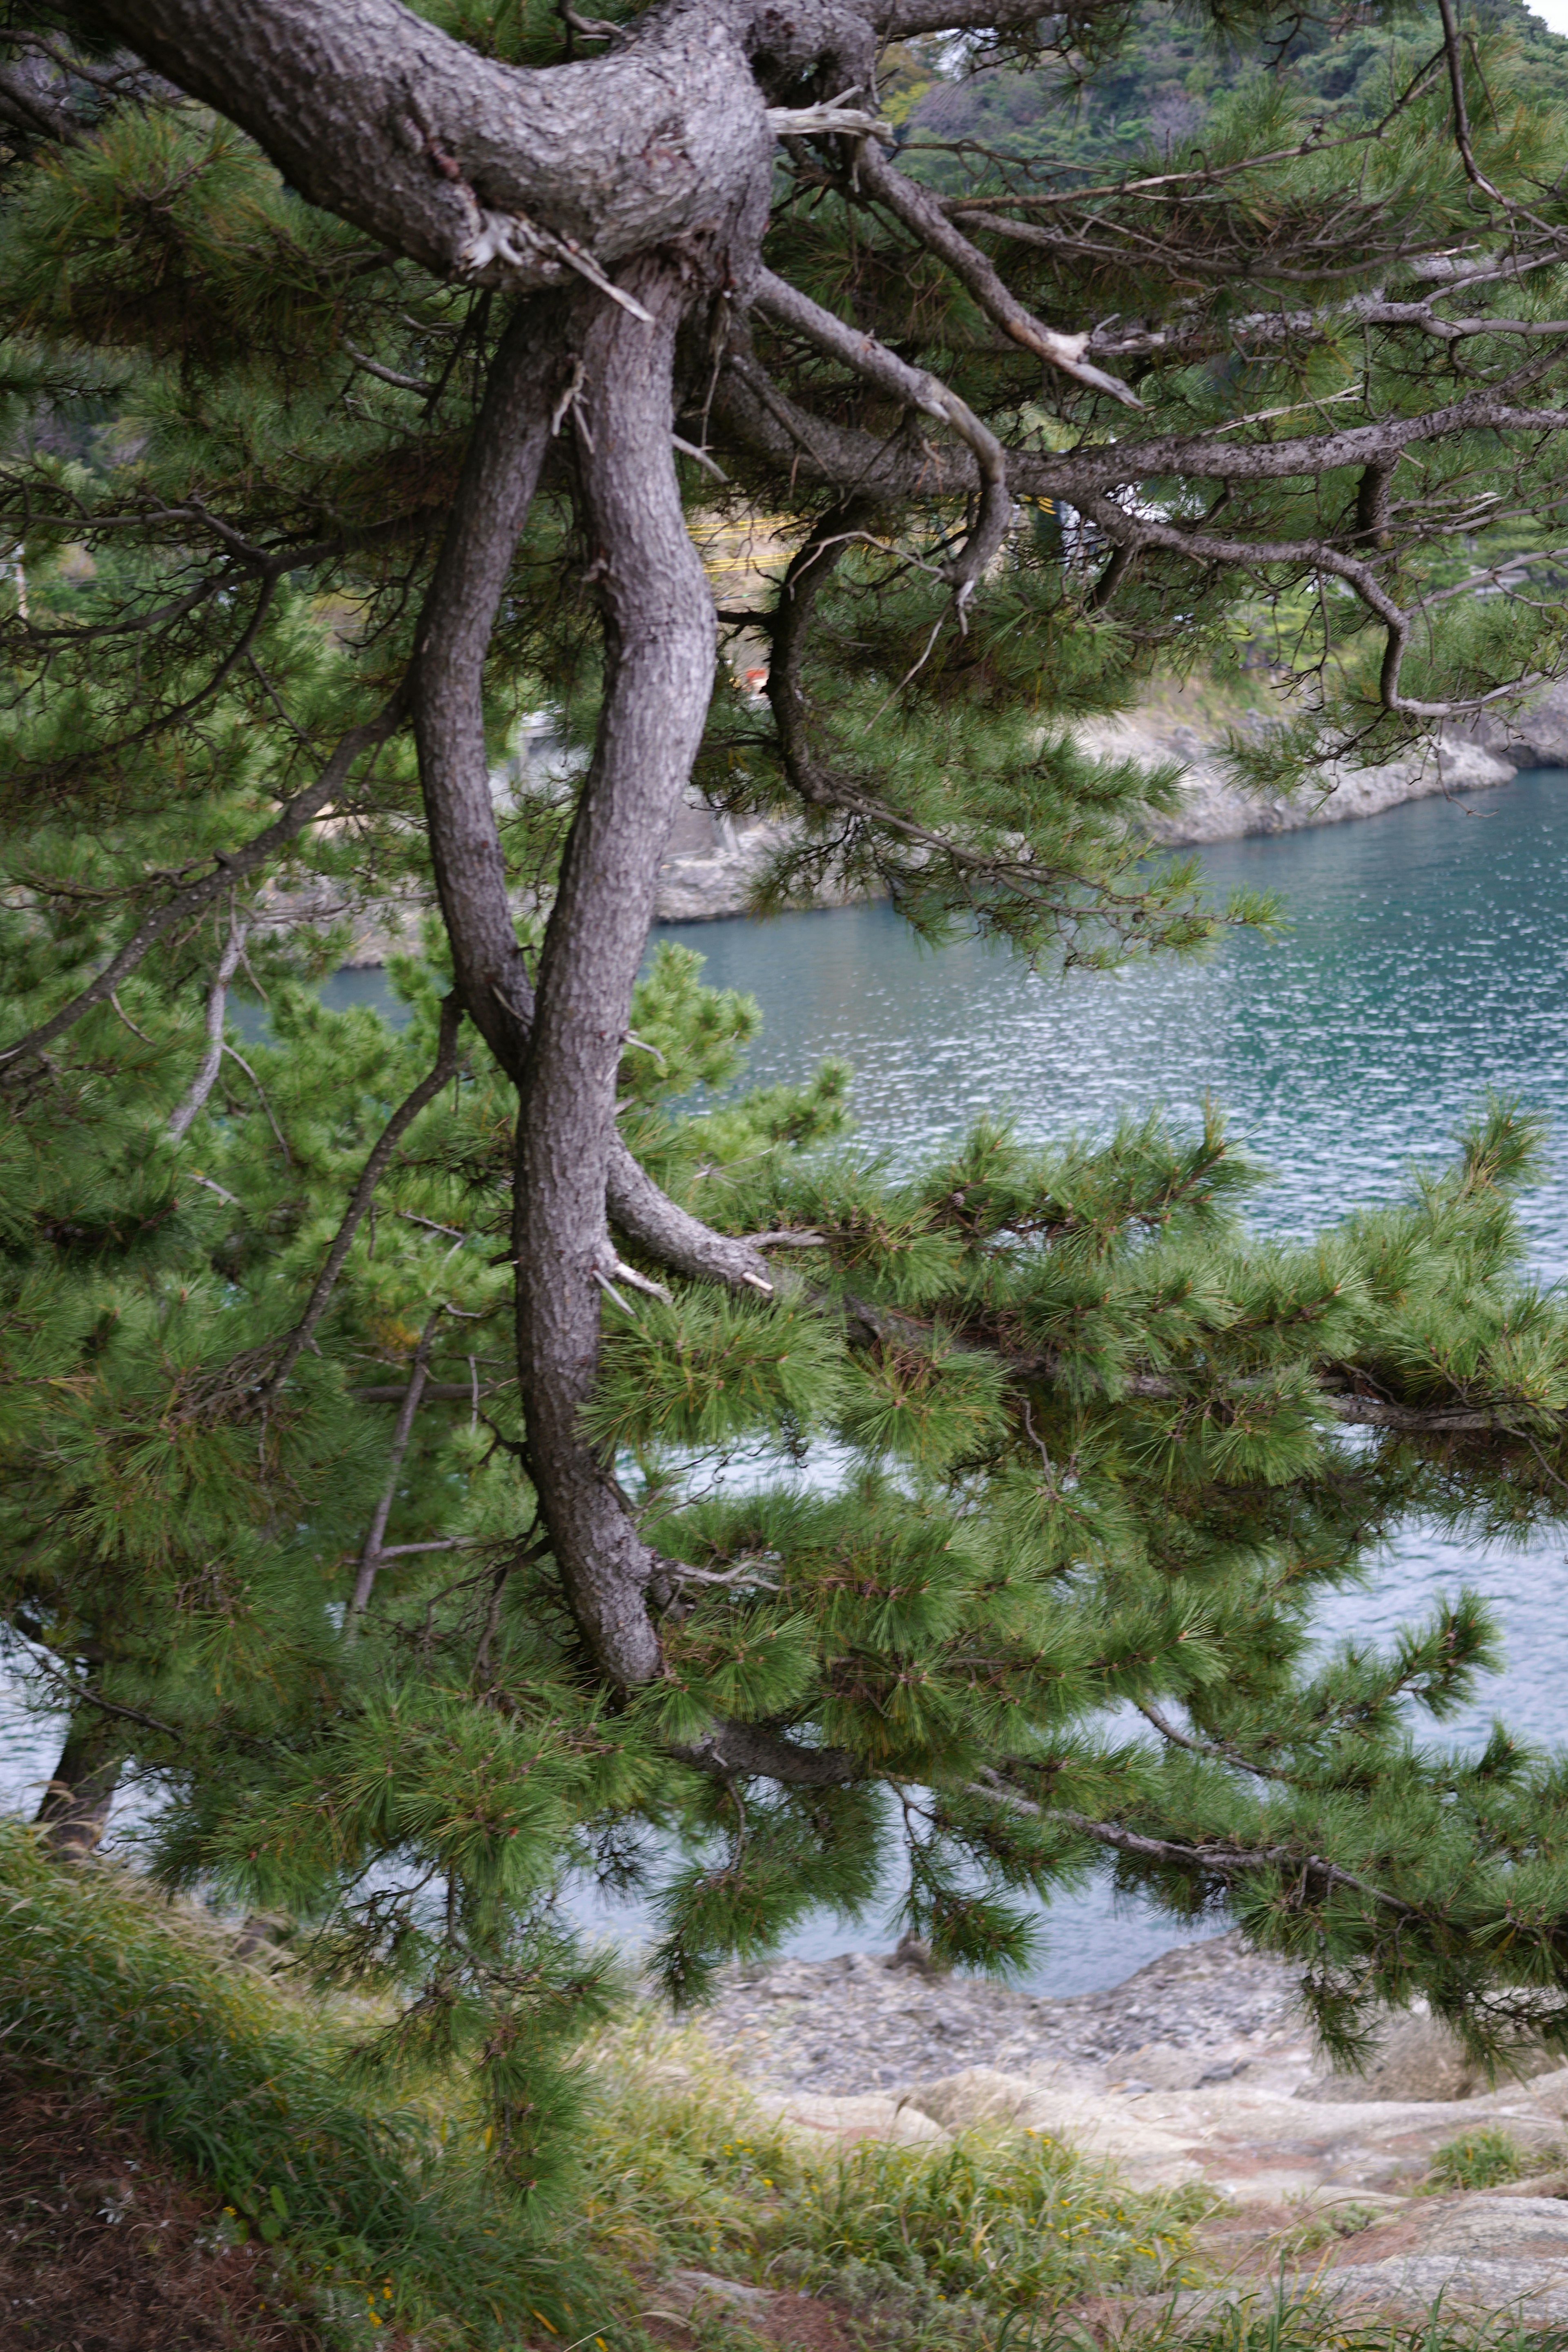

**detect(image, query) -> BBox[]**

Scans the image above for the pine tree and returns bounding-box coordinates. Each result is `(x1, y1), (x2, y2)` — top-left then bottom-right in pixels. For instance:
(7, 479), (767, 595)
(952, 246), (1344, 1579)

(5, 0), (1568, 2185)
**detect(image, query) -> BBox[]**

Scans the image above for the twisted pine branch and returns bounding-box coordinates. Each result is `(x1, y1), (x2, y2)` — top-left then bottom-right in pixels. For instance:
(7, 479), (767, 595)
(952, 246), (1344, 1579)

(848, 142), (1142, 410)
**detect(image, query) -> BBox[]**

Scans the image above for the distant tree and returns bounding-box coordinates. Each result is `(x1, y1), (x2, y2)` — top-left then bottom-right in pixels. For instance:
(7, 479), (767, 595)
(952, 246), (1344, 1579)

(6, 0), (1568, 2172)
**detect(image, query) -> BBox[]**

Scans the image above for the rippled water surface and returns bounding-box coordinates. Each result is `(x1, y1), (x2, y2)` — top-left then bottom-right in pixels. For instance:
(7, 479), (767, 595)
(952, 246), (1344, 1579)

(11, 775), (1568, 1993)
(659, 772), (1568, 1268)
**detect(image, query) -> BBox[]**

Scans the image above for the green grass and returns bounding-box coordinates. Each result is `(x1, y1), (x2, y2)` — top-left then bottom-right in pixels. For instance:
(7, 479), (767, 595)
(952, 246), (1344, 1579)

(1420, 2125), (1550, 2194)
(578, 2016), (1213, 2336)
(0, 1819), (610, 2349)
(10, 1826), (1568, 2352)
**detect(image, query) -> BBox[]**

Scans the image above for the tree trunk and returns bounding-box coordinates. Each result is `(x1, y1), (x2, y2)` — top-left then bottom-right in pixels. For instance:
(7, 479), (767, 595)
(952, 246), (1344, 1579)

(512, 257), (717, 1686)
(36, 1707), (120, 1855)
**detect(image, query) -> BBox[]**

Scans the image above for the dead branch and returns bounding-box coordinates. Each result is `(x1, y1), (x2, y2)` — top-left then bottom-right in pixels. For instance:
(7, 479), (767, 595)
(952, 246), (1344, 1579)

(167, 911), (250, 1142)
(349, 1308), (443, 1630)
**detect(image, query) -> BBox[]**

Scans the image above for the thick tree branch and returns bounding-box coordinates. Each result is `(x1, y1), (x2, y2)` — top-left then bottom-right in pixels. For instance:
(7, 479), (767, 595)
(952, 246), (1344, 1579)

(668, 1722), (860, 1786)
(512, 260), (719, 1688)
(0, 56), (86, 147)
(93, 0), (773, 293)
(410, 292), (773, 1296)
(720, 340), (1568, 508)
(411, 297), (565, 1080)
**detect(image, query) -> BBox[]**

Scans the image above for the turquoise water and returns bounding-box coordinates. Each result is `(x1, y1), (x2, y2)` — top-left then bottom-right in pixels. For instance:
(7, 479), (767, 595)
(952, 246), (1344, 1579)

(657, 773), (1568, 1273)
(241, 773), (1568, 1989)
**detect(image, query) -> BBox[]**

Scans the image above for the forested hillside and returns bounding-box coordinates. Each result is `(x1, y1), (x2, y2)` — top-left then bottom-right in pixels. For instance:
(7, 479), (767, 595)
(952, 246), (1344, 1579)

(892, 0), (1568, 172)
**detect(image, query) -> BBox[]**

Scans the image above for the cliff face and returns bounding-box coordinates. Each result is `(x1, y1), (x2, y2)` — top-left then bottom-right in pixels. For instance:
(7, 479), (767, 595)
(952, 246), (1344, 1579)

(1460, 677), (1568, 775)
(645, 682), (1555, 921)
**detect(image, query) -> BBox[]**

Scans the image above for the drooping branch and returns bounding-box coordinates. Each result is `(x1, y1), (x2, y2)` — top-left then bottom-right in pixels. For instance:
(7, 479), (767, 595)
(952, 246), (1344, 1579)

(744, 498), (1205, 940)
(510, 258), (720, 1689)
(0, 693), (407, 1074)
(753, 267), (1012, 597)
(848, 143), (1142, 409)
(713, 333), (975, 503)
(764, 496), (882, 808)
(1066, 485), (1545, 719)
(410, 289), (775, 1295)
(967, 1772), (1418, 1915)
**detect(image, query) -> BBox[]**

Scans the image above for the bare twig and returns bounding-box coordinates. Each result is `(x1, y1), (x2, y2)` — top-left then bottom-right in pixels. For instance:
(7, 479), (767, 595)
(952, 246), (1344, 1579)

(349, 1308), (443, 1631)
(220, 1041), (294, 1163)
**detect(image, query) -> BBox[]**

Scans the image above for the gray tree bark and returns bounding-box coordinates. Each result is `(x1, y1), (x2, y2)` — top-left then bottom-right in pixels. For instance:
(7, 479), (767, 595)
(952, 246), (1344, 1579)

(512, 257), (719, 1683)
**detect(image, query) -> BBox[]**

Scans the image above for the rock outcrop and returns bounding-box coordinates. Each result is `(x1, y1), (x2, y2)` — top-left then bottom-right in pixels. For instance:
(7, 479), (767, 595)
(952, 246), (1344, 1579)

(1296, 2006), (1557, 2105)
(309, 677), (1565, 958)
(647, 686), (1546, 922)
(1462, 675), (1568, 774)
(673, 1930), (1568, 2322)
(1076, 706), (1519, 849)
(693, 1931), (1568, 2203)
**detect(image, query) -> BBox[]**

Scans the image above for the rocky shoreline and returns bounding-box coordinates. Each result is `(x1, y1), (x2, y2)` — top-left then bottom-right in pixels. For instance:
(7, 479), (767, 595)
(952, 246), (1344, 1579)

(701, 1931), (1304, 2100)
(669, 1932), (1568, 2321)
(320, 679), (1568, 956)
(645, 679), (1568, 925)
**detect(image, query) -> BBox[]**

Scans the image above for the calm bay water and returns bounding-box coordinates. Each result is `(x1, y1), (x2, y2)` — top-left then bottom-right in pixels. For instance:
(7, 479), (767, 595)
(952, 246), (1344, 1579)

(11, 773), (1568, 1992)
(659, 774), (1568, 1270)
